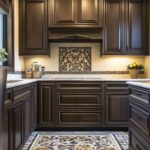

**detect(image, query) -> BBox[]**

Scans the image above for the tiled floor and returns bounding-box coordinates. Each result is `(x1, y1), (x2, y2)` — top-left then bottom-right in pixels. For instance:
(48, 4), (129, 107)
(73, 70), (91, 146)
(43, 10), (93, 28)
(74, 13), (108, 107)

(23, 131), (128, 150)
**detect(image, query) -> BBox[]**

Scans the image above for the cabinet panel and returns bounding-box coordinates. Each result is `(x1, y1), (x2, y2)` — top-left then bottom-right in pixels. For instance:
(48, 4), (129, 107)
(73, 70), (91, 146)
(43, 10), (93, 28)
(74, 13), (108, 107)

(126, 0), (148, 54)
(13, 105), (23, 150)
(30, 83), (37, 131)
(104, 0), (125, 54)
(39, 82), (54, 127)
(2, 111), (12, 150)
(23, 99), (31, 142)
(57, 110), (103, 127)
(54, 0), (76, 25)
(20, 0), (48, 55)
(106, 93), (129, 127)
(77, 0), (102, 26)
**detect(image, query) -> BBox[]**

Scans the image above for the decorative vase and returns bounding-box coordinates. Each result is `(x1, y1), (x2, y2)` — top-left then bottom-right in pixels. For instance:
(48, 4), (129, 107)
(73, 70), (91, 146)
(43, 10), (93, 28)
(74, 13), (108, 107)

(129, 69), (140, 79)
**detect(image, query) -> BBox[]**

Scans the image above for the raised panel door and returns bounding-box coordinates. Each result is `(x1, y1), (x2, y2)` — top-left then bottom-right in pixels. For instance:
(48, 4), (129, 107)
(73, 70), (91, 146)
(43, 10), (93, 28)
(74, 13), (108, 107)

(54, 0), (76, 25)
(38, 82), (54, 128)
(106, 93), (129, 127)
(104, 0), (125, 54)
(77, 0), (102, 26)
(20, 0), (48, 55)
(126, 0), (148, 55)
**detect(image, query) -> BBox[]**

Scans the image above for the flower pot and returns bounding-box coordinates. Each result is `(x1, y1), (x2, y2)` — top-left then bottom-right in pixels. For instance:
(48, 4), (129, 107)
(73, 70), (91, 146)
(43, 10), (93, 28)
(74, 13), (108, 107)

(129, 69), (140, 79)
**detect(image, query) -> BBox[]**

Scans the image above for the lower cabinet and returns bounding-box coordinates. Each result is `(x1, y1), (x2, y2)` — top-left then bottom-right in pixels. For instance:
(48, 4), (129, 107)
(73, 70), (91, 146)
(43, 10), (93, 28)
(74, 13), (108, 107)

(3, 83), (37, 150)
(23, 98), (31, 142)
(13, 104), (23, 150)
(2, 110), (12, 150)
(105, 82), (129, 127)
(38, 82), (54, 128)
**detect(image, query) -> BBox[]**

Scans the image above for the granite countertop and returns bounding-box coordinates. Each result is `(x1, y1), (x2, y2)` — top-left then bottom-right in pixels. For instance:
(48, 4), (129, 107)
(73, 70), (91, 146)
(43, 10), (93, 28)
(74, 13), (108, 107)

(127, 81), (150, 90)
(6, 74), (150, 89)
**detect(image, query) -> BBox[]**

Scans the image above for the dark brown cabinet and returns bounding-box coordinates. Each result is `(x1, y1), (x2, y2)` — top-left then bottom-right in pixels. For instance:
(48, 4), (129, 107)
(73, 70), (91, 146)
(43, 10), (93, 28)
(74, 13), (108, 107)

(23, 98), (31, 142)
(3, 83), (37, 150)
(2, 110), (12, 150)
(0, 0), (9, 12)
(104, 0), (125, 55)
(48, 0), (103, 28)
(13, 104), (23, 150)
(30, 83), (37, 131)
(128, 85), (150, 149)
(55, 82), (104, 127)
(103, 0), (148, 55)
(126, 0), (148, 55)
(38, 82), (54, 128)
(19, 0), (48, 55)
(105, 82), (129, 127)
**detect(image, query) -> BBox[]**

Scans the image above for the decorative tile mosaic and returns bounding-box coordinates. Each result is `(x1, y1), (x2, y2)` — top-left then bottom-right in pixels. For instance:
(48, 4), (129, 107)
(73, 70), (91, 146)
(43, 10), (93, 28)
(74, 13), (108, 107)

(23, 132), (129, 150)
(59, 47), (91, 72)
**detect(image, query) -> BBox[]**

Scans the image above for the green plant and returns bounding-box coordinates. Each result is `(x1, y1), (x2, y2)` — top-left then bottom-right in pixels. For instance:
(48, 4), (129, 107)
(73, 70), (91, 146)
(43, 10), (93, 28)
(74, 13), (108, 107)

(0, 48), (8, 62)
(127, 62), (144, 70)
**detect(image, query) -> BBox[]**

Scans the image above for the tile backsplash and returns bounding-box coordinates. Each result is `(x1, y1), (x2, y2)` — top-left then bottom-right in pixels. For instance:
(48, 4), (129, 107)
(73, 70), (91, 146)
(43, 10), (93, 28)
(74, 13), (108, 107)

(23, 43), (145, 73)
(59, 47), (91, 72)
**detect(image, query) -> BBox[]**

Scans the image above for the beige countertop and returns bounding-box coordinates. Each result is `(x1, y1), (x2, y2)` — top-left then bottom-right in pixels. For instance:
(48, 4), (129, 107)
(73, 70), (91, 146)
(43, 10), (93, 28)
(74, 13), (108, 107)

(6, 75), (150, 89)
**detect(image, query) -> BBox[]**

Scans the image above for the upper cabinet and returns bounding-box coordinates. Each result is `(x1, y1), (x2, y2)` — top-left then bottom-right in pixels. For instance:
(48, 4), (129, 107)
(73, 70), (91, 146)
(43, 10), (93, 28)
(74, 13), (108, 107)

(19, 0), (48, 55)
(0, 0), (9, 12)
(103, 0), (149, 55)
(126, 0), (148, 55)
(104, 0), (125, 55)
(48, 0), (103, 28)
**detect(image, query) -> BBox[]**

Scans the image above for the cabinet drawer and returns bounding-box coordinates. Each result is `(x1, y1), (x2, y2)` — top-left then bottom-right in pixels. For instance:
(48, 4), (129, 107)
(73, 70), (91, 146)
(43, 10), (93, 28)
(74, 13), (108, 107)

(57, 93), (103, 107)
(129, 128), (150, 150)
(105, 82), (128, 91)
(129, 86), (150, 104)
(57, 110), (103, 127)
(14, 84), (32, 103)
(57, 82), (102, 93)
(130, 104), (150, 136)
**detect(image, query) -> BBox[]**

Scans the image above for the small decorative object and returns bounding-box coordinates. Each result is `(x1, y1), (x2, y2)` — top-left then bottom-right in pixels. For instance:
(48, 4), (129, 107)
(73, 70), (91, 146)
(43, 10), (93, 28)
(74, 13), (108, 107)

(0, 48), (8, 66)
(127, 62), (144, 79)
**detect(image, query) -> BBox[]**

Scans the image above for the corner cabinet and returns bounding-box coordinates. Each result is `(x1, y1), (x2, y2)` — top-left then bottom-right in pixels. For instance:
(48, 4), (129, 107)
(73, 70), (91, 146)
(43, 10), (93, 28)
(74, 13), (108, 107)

(48, 0), (103, 28)
(19, 0), (48, 55)
(103, 0), (148, 55)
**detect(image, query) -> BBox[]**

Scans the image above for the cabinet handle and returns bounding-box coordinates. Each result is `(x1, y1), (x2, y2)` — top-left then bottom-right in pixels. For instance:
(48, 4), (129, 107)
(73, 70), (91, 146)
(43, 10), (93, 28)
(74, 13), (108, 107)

(136, 144), (142, 150)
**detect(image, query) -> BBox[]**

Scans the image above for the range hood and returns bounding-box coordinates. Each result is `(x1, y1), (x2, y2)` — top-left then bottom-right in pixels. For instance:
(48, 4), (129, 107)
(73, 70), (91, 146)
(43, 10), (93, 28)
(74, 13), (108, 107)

(48, 28), (103, 43)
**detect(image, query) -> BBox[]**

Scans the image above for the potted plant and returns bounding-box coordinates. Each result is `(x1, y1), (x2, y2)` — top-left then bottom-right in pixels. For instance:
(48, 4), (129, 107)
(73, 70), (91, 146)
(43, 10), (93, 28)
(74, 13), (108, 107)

(0, 48), (8, 66)
(127, 62), (144, 79)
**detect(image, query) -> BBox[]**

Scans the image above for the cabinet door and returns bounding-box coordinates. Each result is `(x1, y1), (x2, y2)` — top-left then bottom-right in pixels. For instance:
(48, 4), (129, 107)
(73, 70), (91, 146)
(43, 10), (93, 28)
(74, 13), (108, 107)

(23, 99), (31, 143)
(2, 111), (12, 150)
(20, 0), (48, 55)
(38, 82), (54, 128)
(77, 0), (103, 27)
(13, 105), (23, 150)
(104, 0), (125, 54)
(106, 92), (129, 127)
(30, 83), (37, 131)
(53, 0), (76, 26)
(126, 0), (148, 55)
(0, 0), (9, 12)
